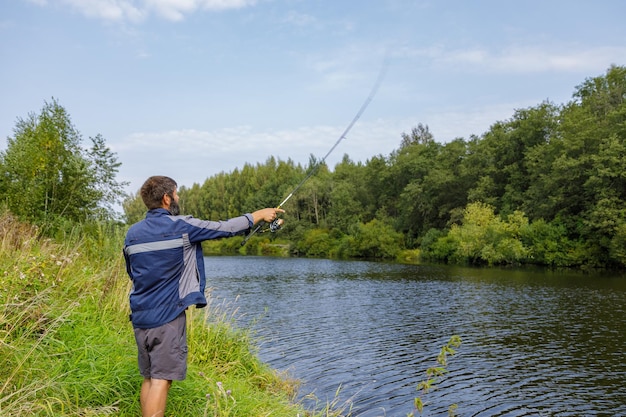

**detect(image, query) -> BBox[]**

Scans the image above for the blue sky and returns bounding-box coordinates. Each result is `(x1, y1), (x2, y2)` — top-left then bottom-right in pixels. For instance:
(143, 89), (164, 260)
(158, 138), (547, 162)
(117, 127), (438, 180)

(1, 0), (625, 198)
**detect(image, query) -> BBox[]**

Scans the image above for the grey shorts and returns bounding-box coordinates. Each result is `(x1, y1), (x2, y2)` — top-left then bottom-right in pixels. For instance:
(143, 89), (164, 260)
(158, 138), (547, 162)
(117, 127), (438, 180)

(133, 311), (188, 381)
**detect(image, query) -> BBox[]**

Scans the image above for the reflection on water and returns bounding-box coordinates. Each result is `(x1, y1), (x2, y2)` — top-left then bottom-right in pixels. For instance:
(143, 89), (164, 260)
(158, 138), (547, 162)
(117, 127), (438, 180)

(205, 256), (626, 416)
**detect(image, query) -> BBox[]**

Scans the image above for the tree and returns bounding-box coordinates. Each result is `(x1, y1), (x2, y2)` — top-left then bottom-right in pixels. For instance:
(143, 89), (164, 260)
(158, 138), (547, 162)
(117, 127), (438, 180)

(327, 155), (365, 231)
(87, 133), (129, 218)
(0, 99), (127, 226)
(470, 101), (560, 216)
(525, 65), (626, 265)
(399, 123), (434, 149)
(384, 132), (439, 224)
(398, 138), (471, 241)
(122, 192), (147, 225)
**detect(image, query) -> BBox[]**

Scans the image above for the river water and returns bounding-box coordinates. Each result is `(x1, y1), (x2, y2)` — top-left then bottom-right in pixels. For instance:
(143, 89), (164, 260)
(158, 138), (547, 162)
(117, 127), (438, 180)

(204, 256), (626, 417)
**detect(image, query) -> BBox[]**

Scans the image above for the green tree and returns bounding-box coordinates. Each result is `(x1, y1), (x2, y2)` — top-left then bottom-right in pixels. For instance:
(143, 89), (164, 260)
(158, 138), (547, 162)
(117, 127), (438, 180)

(290, 156), (332, 227)
(386, 130), (440, 231)
(470, 101), (560, 216)
(87, 133), (129, 218)
(526, 65), (626, 265)
(399, 123), (434, 148)
(0, 99), (126, 226)
(122, 192), (147, 224)
(398, 138), (471, 242)
(327, 154), (365, 231)
(520, 218), (584, 267)
(362, 154), (391, 221)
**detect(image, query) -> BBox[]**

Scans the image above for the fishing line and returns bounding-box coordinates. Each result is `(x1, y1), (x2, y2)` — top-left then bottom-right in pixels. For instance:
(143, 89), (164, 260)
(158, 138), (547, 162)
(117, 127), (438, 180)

(241, 57), (389, 246)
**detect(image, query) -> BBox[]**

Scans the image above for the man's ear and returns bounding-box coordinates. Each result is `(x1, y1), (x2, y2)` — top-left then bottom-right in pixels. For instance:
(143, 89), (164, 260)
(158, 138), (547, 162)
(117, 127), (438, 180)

(162, 193), (170, 208)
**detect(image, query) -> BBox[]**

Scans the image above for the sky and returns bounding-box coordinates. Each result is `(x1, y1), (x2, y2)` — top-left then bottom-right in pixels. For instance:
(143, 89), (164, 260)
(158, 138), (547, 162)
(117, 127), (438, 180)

(1, 0), (625, 201)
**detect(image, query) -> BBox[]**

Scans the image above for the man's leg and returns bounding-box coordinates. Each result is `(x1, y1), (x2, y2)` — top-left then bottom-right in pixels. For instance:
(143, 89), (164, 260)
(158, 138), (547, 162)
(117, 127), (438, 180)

(140, 378), (172, 417)
(134, 312), (187, 416)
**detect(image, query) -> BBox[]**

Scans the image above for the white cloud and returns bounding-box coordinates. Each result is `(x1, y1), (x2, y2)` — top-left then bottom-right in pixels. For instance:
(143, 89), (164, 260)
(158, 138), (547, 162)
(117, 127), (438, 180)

(144, 0), (257, 21)
(39, 0), (257, 22)
(116, 125), (346, 161)
(114, 122), (382, 190)
(475, 45), (625, 73)
(62, 0), (145, 22)
(405, 44), (626, 74)
(113, 99), (524, 193)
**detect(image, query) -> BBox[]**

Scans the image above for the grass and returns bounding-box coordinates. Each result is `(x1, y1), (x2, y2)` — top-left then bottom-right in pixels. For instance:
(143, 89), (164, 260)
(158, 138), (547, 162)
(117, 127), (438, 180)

(0, 212), (343, 416)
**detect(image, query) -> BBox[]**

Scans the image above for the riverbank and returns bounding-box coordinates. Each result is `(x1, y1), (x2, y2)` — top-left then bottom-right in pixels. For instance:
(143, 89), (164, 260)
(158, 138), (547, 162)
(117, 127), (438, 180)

(203, 236), (423, 265)
(0, 214), (333, 416)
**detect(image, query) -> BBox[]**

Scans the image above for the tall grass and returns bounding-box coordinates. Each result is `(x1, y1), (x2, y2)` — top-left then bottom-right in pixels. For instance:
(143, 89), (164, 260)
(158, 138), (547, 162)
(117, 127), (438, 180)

(0, 212), (343, 416)
(0, 213), (139, 416)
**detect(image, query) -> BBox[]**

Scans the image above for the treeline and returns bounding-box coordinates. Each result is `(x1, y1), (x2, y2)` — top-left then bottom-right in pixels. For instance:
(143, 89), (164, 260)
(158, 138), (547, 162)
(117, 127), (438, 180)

(124, 65), (626, 269)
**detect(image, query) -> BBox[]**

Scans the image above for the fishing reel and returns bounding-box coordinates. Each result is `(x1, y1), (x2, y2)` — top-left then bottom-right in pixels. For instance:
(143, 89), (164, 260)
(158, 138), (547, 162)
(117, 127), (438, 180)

(241, 214), (283, 246)
(269, 218), (284, 232)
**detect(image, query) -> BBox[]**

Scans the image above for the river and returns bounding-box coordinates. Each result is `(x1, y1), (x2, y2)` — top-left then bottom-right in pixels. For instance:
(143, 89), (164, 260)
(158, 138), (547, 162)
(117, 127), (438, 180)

(204, 256), (626, 417)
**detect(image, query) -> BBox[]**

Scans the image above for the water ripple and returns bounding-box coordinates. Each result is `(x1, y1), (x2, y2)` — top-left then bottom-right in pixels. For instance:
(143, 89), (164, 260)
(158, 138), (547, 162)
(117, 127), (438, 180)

(205, 257), (626, 416)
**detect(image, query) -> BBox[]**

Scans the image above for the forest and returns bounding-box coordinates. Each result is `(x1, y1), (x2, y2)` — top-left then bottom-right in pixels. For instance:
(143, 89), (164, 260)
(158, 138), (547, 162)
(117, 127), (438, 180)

(124, 65), (626, 269)
(2, 66), (625, 269)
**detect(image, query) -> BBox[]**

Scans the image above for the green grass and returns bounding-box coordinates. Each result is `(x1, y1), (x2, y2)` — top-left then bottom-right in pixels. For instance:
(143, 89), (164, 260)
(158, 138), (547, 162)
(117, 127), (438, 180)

(0, 213), (343, 416)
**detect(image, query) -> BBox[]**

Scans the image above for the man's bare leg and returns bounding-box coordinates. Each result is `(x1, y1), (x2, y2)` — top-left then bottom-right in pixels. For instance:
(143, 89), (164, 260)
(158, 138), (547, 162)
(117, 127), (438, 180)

(140, 378), (172, 417)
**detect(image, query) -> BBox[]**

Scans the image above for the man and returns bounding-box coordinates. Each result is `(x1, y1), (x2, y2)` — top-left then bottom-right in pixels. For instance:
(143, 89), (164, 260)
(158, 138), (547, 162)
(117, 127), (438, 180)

(123, 175), (283, 417)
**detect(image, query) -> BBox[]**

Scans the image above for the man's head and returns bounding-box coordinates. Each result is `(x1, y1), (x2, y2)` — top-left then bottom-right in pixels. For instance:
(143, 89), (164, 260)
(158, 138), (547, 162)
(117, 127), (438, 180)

(140, 176), (180, 215)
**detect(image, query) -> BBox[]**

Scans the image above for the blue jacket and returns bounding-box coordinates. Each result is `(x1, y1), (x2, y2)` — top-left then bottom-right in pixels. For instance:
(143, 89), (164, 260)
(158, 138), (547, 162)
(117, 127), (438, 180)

(123, 208), (253, 329)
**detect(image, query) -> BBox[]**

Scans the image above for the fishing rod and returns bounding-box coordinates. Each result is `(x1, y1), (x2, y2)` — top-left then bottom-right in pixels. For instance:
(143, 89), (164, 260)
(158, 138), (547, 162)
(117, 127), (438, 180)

(241, 59), (389, 246)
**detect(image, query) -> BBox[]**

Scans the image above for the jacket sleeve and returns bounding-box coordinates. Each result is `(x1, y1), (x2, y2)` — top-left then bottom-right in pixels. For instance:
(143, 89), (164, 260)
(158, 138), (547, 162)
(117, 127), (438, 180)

(178, 214), (254, 243)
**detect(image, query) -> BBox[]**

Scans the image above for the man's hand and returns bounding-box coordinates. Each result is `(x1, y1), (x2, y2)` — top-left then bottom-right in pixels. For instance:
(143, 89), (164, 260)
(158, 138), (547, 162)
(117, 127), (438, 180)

(251, 208), (285, 225)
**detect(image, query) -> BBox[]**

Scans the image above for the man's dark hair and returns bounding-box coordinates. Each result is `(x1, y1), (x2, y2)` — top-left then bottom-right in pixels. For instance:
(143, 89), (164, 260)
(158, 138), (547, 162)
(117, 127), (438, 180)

(140, 176), (177, 210)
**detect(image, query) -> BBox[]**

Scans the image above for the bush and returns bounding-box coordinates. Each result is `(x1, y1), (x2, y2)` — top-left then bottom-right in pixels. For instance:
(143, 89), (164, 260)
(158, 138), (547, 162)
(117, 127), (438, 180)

(352, 219), (404, 259)
(424, 203), (532, 265)
(419, 228), (449, 262)
(297, 228), (334, 257)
